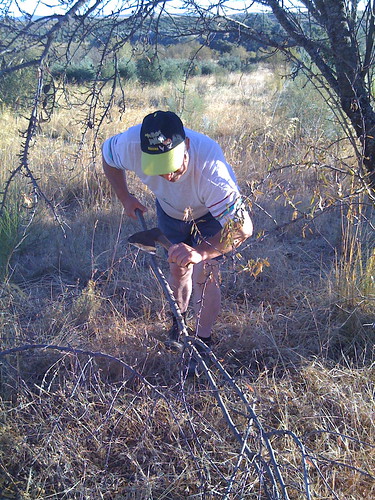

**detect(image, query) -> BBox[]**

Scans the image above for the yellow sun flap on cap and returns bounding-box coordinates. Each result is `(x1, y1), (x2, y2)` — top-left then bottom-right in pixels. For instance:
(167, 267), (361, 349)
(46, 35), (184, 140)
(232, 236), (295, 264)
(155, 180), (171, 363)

(141, 141), (185, 176)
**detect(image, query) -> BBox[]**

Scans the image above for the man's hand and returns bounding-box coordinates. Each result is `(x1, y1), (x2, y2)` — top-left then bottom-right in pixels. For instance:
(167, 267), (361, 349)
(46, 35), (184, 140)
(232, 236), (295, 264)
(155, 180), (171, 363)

(122, 194), (147, 219)
(168, 242), (203, 267)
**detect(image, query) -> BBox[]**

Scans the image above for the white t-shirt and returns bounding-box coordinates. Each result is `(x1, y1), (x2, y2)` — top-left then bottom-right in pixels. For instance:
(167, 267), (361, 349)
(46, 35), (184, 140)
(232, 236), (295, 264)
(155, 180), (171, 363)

(102, 124), (243, 227)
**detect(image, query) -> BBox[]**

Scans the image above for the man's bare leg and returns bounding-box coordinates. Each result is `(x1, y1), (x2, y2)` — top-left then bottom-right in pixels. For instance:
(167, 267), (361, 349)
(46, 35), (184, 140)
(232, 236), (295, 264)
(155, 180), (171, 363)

(164, 263), (194, 347)
(167, 261), (220, 345)
(168, 262), (193, 315)
(192, 260), (221, 340)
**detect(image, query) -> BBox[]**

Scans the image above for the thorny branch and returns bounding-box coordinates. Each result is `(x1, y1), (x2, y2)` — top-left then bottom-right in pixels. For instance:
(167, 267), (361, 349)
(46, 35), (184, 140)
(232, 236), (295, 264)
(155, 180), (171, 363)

(0, 0), (163, 218)
(1, 343), (374, 498)
(0, 2), (374, 496)
(1, 0), (374, 225)
(0, 0), (102, 218)
(4, 67), (64, 225)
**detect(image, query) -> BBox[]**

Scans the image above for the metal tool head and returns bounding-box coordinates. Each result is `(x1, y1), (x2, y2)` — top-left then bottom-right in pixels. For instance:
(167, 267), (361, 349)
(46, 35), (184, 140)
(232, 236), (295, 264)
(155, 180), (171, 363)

(128, 227), (165, 254)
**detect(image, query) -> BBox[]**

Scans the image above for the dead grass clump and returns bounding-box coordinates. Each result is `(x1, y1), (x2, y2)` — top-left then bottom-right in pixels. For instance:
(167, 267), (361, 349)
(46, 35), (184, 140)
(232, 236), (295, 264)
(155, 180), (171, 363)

(247, 361), (375, 499)
(1, 347), (373, 499)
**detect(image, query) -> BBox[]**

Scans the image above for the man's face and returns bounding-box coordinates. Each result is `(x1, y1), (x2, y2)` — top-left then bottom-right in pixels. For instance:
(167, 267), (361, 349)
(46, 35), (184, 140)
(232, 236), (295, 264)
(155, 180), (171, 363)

(159, 139), (189, 182)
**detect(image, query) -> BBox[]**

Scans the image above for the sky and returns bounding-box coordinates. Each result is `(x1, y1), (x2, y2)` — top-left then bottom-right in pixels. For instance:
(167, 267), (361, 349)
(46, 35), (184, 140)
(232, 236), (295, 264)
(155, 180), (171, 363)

(9, 0), (368, 18)
(9, 0), (272, 18)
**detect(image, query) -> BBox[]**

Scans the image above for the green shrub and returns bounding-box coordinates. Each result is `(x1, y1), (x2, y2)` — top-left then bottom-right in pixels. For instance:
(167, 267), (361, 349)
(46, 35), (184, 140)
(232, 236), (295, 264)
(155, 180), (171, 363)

(51, 60), (96, 84)
(0, 66), (36, 108)
(136, 57), (164, 85)
(218, 55), (242, 72)
(65, 62), (96, 84)
(200, 60), (219, 75)
(0, 48), (44, 109)
(101, 63), (115, 79)
(50, 63), (64, 80)
(210, 39), (235, 54)
(118, 60), (137, 81)
(160, 59), (184, 81)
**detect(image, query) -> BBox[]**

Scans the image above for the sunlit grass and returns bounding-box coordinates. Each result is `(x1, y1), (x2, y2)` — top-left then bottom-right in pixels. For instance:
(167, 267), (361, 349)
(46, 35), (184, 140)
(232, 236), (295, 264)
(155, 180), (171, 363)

(0, 66), (374, 499)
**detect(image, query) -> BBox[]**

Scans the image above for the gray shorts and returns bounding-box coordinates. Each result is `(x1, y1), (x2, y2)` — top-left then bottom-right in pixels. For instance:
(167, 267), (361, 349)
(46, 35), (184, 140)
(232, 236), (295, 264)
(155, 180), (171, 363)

(156, 200), (222, 247)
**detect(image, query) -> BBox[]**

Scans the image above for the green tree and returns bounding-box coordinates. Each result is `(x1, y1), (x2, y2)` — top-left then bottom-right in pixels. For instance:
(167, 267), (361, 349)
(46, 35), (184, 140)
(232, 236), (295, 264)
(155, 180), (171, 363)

(215, 1), (375, 192)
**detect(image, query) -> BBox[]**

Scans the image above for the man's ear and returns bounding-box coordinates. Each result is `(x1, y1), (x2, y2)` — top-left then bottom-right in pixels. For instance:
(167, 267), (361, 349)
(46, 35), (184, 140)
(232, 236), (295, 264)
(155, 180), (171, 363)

(185, 137), (190, 150)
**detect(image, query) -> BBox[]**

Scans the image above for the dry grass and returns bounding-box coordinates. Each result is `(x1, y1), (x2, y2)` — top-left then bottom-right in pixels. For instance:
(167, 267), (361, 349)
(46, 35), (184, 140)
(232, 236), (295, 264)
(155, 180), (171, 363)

(0, 67), (374, 499)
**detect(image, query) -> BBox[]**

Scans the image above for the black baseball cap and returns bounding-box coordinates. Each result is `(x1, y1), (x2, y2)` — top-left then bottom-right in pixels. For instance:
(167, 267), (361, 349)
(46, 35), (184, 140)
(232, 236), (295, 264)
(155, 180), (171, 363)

(140, 110), (186, 175)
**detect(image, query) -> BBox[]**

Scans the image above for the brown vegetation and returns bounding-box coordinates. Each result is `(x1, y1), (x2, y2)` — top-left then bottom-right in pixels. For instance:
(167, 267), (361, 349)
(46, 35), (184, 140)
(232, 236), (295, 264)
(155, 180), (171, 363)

(0, 69), (374, 499)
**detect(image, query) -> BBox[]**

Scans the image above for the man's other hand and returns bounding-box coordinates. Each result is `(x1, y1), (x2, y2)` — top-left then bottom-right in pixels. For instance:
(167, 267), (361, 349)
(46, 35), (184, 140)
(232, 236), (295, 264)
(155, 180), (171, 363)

(168, 243), (203, 267)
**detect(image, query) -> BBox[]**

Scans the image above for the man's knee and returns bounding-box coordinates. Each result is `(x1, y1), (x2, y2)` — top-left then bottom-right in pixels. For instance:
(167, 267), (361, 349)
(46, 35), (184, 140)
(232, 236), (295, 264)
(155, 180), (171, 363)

(193, 260), (220, 287)
(169, 262), (193, 282)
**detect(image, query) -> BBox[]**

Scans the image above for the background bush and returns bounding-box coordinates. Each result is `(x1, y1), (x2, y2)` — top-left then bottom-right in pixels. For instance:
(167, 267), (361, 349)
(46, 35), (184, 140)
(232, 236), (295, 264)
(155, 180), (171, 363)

(218, 54), (242, 72)
(51, 61), (96, 83)
(136, 57), (164, 84)
(1, 49), (259, 107)
(160, 58), (185, 81)
(0, 63), (36, 107)
(118, 59), (137, 81)
(65, 61), (96, 84)
(200, 60), (219, 75)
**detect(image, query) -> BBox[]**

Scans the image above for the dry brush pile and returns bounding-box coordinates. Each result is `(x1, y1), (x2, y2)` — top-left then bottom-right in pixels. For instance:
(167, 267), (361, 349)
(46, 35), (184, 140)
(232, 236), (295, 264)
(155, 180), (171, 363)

(0, 70), (374, 499)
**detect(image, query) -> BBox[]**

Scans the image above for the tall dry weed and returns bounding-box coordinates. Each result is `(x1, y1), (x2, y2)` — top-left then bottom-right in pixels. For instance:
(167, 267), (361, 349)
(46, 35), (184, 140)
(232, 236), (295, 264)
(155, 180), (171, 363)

(0, 66), (374, 498)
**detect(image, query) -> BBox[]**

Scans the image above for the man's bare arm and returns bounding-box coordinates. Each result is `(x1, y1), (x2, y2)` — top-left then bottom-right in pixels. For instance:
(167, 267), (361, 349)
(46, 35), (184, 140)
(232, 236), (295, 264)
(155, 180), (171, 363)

(102, 157), (147, 218)
(196, 211), (253, 260)
(168, 211), (253, 267)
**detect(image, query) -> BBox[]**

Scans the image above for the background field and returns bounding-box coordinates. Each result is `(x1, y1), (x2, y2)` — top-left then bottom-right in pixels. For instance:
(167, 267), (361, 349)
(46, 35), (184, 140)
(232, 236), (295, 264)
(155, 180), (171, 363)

(0, 66), (374, 499)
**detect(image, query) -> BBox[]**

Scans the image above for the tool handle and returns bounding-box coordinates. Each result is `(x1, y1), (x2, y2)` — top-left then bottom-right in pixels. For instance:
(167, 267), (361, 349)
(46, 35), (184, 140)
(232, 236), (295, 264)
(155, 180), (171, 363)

(135, 208), (148, 231)
(134, 209), (189, 336)
(157, 233), (173, 251)
(135, 208), (191, 267)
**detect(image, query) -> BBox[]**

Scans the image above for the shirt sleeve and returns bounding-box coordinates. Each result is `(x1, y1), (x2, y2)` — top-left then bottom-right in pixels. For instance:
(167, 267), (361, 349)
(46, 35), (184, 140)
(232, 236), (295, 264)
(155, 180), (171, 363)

(199, 156), (244, 227)
(102, 125), (142, 172)
(209, 191), (245, 226)
(102, 134), (126, 170)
